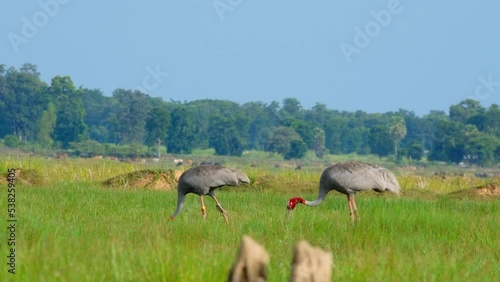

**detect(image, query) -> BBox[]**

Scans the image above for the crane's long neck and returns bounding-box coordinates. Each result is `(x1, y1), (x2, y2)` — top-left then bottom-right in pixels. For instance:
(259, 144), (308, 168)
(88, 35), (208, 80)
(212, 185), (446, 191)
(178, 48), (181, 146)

(171, 192), (186, 218)
(304, 187), (329, 207)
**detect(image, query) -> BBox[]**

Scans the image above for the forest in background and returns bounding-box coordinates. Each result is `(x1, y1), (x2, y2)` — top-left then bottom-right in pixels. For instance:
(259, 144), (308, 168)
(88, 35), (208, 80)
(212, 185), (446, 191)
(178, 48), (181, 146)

(1, 63), (499, 165)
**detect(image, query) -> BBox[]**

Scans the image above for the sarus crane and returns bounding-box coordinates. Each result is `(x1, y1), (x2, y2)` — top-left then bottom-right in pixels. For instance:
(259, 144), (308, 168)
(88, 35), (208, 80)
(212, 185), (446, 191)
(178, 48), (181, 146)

(170, 165), (250, 223)
(287, 161), (401, 221)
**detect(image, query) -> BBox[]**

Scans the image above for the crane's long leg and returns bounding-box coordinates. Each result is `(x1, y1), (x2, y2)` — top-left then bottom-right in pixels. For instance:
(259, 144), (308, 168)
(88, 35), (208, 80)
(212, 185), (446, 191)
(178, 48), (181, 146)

(200, 195), (207, 220)
(347, 195), (354, 221)
(352, 196), (359, 221)
(347, 194), (359, 221)
(209, 195), (229, 224)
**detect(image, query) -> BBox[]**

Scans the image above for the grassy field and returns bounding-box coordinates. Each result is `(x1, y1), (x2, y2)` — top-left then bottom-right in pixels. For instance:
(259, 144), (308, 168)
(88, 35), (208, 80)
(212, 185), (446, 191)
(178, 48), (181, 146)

(1, 156), (499, 281)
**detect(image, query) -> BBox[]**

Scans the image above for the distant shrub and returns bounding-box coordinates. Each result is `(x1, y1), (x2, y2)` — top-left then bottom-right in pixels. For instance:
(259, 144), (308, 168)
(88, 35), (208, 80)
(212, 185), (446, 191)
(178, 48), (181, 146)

(4, 135), (20, 148)
(285, 140), (307, 160)
(70, 140), (105, 157)
(104, 143), (152, 158)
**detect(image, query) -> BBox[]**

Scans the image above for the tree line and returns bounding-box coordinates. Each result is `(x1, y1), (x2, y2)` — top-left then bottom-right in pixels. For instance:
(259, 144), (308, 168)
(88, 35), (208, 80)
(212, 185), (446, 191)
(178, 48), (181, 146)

(1, 63), (499, 165)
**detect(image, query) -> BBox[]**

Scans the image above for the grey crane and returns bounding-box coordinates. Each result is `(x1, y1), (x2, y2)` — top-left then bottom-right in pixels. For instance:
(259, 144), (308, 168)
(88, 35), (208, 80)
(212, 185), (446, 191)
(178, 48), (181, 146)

(170, 165), (250, 223)
(287, 161), (401, 221)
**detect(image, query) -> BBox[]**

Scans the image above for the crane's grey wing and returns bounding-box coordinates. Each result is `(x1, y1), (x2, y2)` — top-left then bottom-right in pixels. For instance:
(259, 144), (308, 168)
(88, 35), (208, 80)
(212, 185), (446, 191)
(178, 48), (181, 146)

(325, 162), (400, 194)
(178, 165), (240, 195)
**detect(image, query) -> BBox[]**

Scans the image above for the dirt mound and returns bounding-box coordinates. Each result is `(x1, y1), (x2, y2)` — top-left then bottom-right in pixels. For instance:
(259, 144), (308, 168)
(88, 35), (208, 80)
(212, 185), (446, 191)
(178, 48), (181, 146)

(102, 169), (183, 190)
(0, 168), (46, 186)
(449, 182), (500, 198)
(472, 183), (500, 196)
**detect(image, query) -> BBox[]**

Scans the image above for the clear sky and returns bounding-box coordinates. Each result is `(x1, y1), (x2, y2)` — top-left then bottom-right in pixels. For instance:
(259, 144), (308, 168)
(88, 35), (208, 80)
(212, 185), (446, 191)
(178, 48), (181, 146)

(1, 0), (499, 116)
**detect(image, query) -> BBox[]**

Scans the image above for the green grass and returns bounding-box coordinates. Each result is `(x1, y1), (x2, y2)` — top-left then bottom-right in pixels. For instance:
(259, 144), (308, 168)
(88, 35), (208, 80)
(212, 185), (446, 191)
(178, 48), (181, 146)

(1, 156), (499, 281)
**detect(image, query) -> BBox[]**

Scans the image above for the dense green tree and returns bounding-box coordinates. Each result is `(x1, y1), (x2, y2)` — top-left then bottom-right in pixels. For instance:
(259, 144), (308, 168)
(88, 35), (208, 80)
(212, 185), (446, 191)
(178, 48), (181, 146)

(53, 93), (87, 148)
(208, 113), (249, 156)
(363, 112), (387, 128)
(395, 109), (425, 147)
(167, 107), (196, 154)
(50, 76), (87, 148)
(368, 125), (393, 159)
(449, 99), (484, 124)
(279, 98), (304, 120)
(341, 126), (367, 154)
(145, 107), (170, 157)
(88, 125), (109, 143)
(427, 120), (465, 163)
(241, 101), (274, 150)
(406, 142), (425, 161)
(323, 114), (345, 154)
(285, 140), (308, 160)
(3, 134), (20, 147)
(266, 126), (302, 156)
(184, 99), (245, 150)
(312, 127), (327, 158)
(463, 128), (499, 165)
(2, 63), (500, 165)
(0, 64), (47, 141)
(480, 104), (500, 136)
(305, 103), (330, 128)
(289, 119), (315, 150)
(388, 116), (407, 160)
(82, 88), (112, 142)
(111, 89), (150, 144)
(106, 113), (120, 145)
(265, 101), (281, 127)
(36, 102), (57, 148)
(0, 65), (8, 137)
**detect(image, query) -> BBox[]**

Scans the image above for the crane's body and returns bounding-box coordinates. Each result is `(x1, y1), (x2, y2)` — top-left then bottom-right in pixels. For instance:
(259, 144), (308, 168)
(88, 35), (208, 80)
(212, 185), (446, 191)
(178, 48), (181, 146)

(170, 165), (250, 223)
(287, 161), (400, 221)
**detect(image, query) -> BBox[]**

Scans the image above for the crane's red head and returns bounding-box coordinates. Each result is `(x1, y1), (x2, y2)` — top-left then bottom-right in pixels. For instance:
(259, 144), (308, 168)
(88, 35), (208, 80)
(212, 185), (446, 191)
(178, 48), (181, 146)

(287, 197), (305, 210)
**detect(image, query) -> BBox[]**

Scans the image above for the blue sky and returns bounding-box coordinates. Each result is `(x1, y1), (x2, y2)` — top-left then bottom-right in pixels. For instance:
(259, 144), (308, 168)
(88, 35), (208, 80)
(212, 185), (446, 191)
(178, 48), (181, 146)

(1, 0), (499, 116)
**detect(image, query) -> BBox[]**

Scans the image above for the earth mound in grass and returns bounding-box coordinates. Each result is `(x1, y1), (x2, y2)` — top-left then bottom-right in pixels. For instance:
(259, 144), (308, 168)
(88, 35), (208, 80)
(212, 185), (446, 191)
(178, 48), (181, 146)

(1, 168), (46, 186)
(472, 183), (500, 196)
(449, 182), (500, 198)
(102, 169), (183, 190)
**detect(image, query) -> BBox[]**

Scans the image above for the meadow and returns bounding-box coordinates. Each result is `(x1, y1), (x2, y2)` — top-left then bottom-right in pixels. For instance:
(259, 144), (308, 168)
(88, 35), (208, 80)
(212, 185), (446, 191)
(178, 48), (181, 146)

(1, 155), (499, 281)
